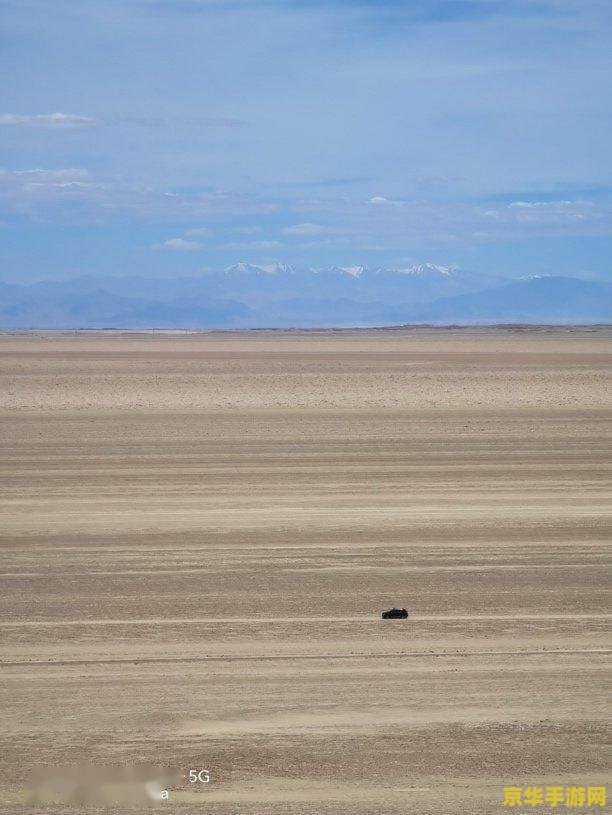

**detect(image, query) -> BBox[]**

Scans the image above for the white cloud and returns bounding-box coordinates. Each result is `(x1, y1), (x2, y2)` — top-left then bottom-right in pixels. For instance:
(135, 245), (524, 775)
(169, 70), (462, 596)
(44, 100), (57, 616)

(0, 113), (98, 129)
(7, 168), (92, 181)
(155, 237), (203, 251)
(233, 225), (262, 234)
(0, 168), (99, 212)
(1, 165), (608, 247)
(368, 196), (405, 206)
(300, 237), (353, 249)
(485, 200), (597, 226)
(0, 168), (278, 219)
(282, 222), (328, 236)
(185, 226), (214, 237)
(293, 194), (612, 247)
(219, 238), (283, 250)
(508, 200), (575, 208)
(253, 240), (283, 248)
(281, 222), (350, 237)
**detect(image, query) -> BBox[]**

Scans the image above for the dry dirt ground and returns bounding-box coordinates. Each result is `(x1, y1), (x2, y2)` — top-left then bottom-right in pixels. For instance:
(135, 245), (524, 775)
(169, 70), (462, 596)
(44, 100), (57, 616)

(0, 328), (610, 814)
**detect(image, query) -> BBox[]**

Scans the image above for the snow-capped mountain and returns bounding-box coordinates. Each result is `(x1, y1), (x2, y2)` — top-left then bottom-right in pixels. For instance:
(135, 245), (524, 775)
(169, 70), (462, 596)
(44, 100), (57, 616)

(224, 261), (457, 278)
(224, 262), (295, 275)
(393, 262), (459, 276)
(2, 265), (608, 328)
(335, 265), (366, 278)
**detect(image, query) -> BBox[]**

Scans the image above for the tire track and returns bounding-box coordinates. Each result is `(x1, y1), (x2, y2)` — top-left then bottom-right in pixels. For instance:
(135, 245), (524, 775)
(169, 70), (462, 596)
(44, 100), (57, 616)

(1, 647), (610, 669)
(1, 613), (610, 628)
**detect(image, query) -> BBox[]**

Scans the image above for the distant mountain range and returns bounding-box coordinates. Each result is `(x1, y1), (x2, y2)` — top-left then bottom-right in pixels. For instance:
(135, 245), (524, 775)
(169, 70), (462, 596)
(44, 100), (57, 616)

(1, 264), (610, 328)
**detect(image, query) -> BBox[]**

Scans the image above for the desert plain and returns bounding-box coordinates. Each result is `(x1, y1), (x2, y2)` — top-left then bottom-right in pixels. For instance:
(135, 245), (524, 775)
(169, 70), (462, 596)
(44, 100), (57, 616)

(0, 327), (610, 814)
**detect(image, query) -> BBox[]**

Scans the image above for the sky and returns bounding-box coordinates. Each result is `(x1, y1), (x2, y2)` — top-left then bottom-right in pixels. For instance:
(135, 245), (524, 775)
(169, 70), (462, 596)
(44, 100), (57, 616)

(1, 0), (611, 282)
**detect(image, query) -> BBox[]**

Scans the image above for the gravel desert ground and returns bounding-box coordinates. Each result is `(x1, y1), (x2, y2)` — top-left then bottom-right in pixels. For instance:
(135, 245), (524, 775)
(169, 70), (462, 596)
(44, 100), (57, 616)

(1, 328), (610, 814)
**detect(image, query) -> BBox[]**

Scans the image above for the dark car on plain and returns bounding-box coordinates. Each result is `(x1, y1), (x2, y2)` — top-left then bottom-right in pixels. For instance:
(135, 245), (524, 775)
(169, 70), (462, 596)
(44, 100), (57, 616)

(381, 607), (408, 619)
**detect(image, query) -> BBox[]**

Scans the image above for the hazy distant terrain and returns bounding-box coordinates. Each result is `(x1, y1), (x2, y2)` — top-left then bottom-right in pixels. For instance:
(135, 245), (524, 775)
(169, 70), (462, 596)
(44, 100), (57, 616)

(1, 329), (610, 813)
(2, 264), (611, 328)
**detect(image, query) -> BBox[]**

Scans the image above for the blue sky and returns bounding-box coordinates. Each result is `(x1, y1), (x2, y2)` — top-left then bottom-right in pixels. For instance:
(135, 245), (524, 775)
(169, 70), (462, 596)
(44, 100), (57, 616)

(1, 0), (611, 281)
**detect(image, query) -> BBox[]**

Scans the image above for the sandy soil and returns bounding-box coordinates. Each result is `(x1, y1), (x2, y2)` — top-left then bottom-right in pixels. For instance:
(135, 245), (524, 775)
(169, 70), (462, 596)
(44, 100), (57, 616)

(1, 328), (610, 813)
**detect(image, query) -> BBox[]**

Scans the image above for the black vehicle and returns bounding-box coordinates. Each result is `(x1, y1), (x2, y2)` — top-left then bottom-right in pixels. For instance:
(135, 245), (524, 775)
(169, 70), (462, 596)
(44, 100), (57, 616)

(381, 607), (408, 619)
